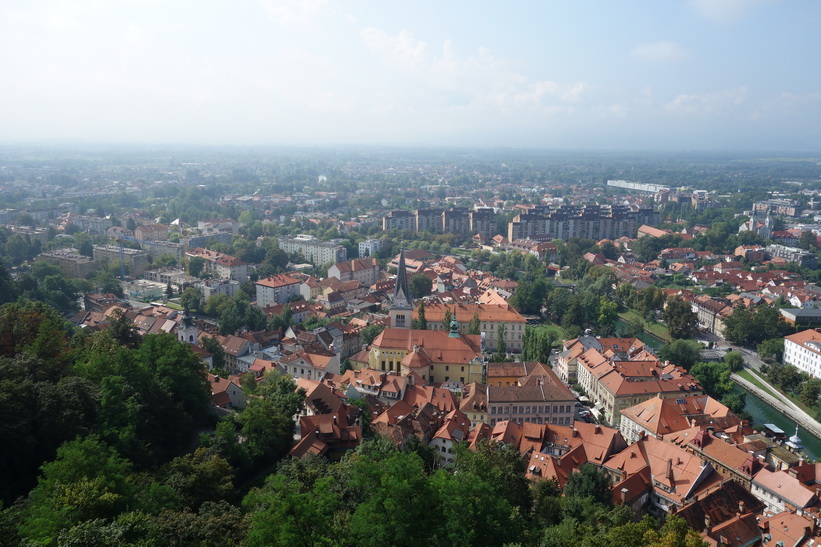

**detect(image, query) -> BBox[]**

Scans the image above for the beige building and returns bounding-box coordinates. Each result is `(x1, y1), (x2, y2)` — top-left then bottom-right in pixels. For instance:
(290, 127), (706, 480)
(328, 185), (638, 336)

(92, 245), (150, 277)
(362, 327), (485, 384)
(328, 257), (381, 287)
(413, 302), (526, 352)
(37, 248), (97, 278)
(256, 274), (302, 307)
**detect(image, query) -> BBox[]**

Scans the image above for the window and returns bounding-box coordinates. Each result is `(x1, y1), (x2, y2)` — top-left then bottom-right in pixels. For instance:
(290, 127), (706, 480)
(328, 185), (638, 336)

(446, 366), (449, 371)
(512, 406), (518, 414)
(460, 377), (465, 383)
(461, 366), (464, 372)
(525, 406), (531, 414)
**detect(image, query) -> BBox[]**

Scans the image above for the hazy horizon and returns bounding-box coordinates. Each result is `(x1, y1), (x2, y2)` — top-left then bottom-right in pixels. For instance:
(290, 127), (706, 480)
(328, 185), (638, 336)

(2, 1), (820, 151)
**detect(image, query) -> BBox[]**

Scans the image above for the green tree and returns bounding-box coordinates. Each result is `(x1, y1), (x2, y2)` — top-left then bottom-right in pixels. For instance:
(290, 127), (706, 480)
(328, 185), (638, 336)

(21, 436), (136, 544)
(493, 324), (508, 361)
(164, 448), (234, 510)
(659, 339), (702, 370)
(800, 378), (821, 407)
(200, 335), (225, 370)
(467, 313), (481, 335)
(360, 323), (385, 346)
(180, 286), (204, 313)
(187, 256), (205, 278)
(413, 301), (428, 330)
(691, 361), (733, 399)
(441, 307), (453, 330)
(758, 337), (785, 362)
(662, 297), (699, 340)
(723, 351), (744, 372)
(409, 273), (433, 299)
(597, 297), (619, 336)
(563, 463), (612, 507)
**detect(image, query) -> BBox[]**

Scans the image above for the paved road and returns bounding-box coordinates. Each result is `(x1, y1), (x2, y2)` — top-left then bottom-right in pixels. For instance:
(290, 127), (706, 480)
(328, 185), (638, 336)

(698, 331), (767, 371)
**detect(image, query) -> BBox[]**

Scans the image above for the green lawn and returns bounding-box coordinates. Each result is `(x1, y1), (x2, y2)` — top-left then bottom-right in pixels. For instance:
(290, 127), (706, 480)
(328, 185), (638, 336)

(617, 309), (673, 343)
(528, 322), (566, 341)
(736, 368), (779, 399)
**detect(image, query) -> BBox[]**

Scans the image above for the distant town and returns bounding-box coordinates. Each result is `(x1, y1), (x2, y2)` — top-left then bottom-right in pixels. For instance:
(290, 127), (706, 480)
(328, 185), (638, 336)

(3, 146), (821, 545)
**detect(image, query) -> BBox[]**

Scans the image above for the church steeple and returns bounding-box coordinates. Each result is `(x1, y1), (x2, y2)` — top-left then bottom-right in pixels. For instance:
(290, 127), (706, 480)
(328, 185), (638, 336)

(390, 249), (412, 329)
(393, 249), (411, 308)
(448, 306), (460, 337)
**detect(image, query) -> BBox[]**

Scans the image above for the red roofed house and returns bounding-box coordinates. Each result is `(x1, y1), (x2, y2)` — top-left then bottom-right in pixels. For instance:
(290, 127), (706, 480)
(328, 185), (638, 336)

(256, 274), (302, 307)
(328, 257), (381, 287)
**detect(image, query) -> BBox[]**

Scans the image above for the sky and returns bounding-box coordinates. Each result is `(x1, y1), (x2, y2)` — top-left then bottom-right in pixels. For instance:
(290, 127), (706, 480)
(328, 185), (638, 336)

(1, 0), (820, 151)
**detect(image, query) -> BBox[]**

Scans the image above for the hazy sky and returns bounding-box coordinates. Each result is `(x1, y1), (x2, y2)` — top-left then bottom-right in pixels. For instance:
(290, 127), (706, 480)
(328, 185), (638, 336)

(1, 0), (820, 150)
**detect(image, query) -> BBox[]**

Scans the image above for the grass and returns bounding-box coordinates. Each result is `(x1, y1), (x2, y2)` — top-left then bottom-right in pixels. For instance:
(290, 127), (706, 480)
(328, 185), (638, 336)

(736, 368), (779, 399)
(617, 309), (673, 343)
(529, 322), (565, 341)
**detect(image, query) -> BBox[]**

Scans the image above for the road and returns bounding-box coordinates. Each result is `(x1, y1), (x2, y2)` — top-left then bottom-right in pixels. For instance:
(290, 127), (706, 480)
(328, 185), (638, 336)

(698, 331), (767, 371)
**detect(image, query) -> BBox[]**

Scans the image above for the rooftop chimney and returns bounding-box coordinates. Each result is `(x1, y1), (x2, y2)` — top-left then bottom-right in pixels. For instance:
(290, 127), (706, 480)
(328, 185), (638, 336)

(704, 515), (711, 533)
(666, 458), (674, 483)
(738, 500), (745, 516)
(620, 487), (628, 504)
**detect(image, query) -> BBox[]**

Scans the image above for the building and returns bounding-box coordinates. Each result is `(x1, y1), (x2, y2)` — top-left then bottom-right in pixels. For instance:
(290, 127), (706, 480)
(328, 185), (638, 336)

(139, 240), (184, 260)
(185, 248), (248, 282)
(470, 208), (497, 239)
(278, 348), (340, 381)
(486, 368), (575, 427)
(508, 204), (658, 242)
(66, 214), (112, 234)
(754, 199), (801, 217)
(388, 250), (413, 329)
(328, 257), (380, 287)
(784, 328), (821, 377)
(92, 245), (150, 277)
(361, 327), (485, 384)
(358, 238), (383, 257)
(576, 348), (703, 426)
(279, 235), (347, 266)
(197, 279), (241, 299)
(690, 295), (732, 335)
(619, 395), (739, 444)
(382, 210), (415, 231)
(413, 302), (526, 352)
(767, 244), (818, 268)
(134, 224), (169, 241)
(443, 207), (471, 235)
(256, 274), (302, 307)
(415, 209), (444, 232)
(37, 248), (97, 278)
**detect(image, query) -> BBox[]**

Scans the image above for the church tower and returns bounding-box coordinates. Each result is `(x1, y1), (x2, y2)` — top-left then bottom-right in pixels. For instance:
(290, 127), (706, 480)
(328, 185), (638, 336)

(390, 250), (412, 329)
(177, 307), (198, 345)
(448, 306), (460, 337)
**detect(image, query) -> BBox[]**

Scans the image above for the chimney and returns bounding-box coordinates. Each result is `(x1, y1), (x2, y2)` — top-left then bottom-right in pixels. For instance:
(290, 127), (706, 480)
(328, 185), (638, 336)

(620, 487), (628, 504)
(572, 428), (578, 437)
(594, 424), (601, 434)
(738, 500), (745, 516)
(214, 375), (220, 382)
(704, 515), (711, 533)
(333, 415), (337, 424)
(666, 458), (674, 483)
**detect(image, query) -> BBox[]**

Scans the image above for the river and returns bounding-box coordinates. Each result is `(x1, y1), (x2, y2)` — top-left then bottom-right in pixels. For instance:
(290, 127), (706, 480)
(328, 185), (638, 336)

(613, 317), (665, 349)
(733, 385), (821, 461)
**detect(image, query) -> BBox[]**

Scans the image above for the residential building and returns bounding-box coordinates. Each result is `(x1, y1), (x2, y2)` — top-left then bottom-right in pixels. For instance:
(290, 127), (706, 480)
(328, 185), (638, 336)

(278, 348), (340, 381)
(185, 248), (248, 282)
(619, 395), (739, 444)
(37, 248), (97, 278)
(134, 223), (169, 241)
(256, 274), (302, 307)
(443, 207), (471, 235)
(486, 368), (575, 427)
(429, 409), (471, 466)
(358, 238), (382, 257)
(415, 208), (444, 232)
(687, 430), (762, 490)
(65, 214), (112, 234)
(328, 257), (380, 287)
(207, 373), (245, 409)
(382, 210), (415, 231)
(508, 204), (658, 241)
(470, 208), (497, 239)
(784, 328), (821, 377)
(413, 302), (526, 352)
(197, 279), (241, 299)
(576, 348), (703, 426)
(767, 244), (818, 268)
(92, 245), (150, 277)
(279, 235), (347, 265)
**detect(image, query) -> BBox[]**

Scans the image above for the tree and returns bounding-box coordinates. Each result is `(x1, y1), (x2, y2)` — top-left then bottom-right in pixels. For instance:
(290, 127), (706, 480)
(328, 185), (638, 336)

(493, 324), (507, 361)
(563, 463), (612, 507)
(201, 336), (226, 370)
(659, 339), (702, 370)
(663, 297), (699, 340)
(188, 256), (205, 278)
(597, 297), (618, 336)
(800, 378), (821, 407)
(409, 273), (432, 299)
(691, 361), (734, 399)
(758, 338), (785, 362)
(723, 351), (744, 372)
(164, 448), (234, 510)
(126, 218), (137, 231)
(180, 286), (204, 313)
(723, 305), (790, 346)
(360, 323), (385, 346)
(413, 301), (428, 330)
(441, 307), (453, 330)
(467, 313), (481, 335)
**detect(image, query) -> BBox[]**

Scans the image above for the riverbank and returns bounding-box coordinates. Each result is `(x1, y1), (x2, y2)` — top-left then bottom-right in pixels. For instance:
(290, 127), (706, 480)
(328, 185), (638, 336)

(731, 366), (821, 441)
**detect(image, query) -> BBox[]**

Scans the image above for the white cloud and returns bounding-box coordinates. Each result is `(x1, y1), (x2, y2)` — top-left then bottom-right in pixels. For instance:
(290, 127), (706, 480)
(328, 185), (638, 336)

(751, 91), (821, 120)
(359, 27), (587, 114)
(688, 0), (774, 24)
(665, 87), (747, 114)
(631, 41), (689, 63)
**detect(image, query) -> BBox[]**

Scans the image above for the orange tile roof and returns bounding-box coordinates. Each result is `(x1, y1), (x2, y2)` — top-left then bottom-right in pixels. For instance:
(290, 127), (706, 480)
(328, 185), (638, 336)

(372, 328), (482, 364)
